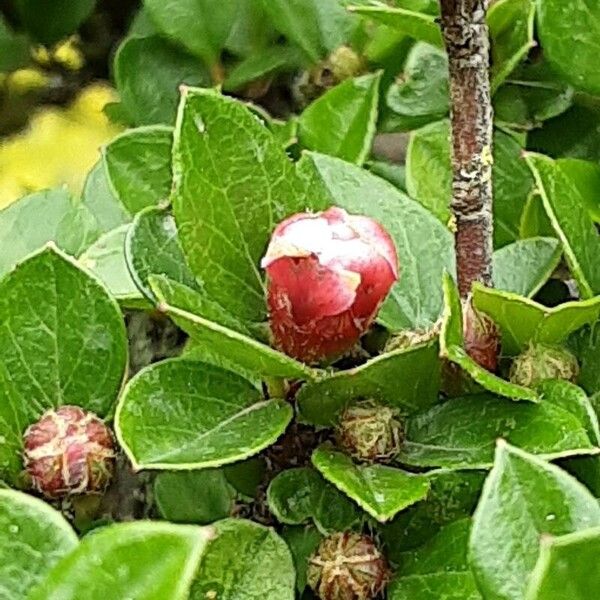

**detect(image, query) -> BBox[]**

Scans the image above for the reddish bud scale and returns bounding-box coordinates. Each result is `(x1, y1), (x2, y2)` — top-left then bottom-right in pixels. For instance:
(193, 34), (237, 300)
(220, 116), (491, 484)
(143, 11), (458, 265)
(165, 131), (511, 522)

(462, 298), (500, 372)
(262, 207), (398, 364)
(23, 405), (115, 499)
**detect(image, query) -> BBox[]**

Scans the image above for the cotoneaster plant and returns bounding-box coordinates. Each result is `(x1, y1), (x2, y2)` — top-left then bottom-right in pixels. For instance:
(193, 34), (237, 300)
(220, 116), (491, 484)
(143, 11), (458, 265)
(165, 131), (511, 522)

(2, 1), (600, 600)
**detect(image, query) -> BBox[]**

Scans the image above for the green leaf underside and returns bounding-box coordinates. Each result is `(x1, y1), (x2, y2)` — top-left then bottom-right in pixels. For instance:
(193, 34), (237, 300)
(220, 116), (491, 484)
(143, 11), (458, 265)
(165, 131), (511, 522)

(473, 284), (600, 355)
(29, 521), (212, 600)
(525, 152), (600, 298)
(492, 237), (561, 297)
(267, 467), (362, 533)
(0, 489), (77, 600)
(525, 526), (600, 600)
(0, 248), (127, 484)
(389, 519), (481, 600)
(400, 394), (596, 469)
(298, 72), (381, 165)
(312, 447), (430, 522)
(297, 342), (441, 426)
(469, 443), (600, 600)
(190, 518), (295, 600)
(441, 273), (538, 402)
(125, 207), (198, 302)
(116, 359), (293, 469)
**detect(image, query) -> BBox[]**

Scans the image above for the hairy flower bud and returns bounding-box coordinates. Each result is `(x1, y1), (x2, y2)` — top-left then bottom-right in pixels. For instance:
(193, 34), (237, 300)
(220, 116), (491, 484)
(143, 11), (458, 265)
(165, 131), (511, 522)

(463, 299), (500, 372)
(261, 207), (398, 364)
(509, 343), (579, 387)
(336, 400), (403, 463)
(308, 532), (390, 600)
(23, 406), (115, 498)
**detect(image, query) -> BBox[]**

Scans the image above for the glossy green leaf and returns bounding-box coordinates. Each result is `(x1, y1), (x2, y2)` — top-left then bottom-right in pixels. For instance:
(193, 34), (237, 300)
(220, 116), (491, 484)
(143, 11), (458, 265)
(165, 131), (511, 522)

(536, 0), (600, 95)
(125, 207), (198, 302)
(525, 153), (600, 297)
(116, 359), (293, 470)
(568, 324), (600, 395)
(222, 457), (266, 498)
(29, 521), (211, 600)
(473, 284), (600, 355)
(190, 518), (295, 600)
(301, 151), (455, 330)
(79, 225), (142, 305)
(406, 120), (534, 247)
(114, 36), (209, 126)
(103, 126), (172, 214)
(312, 447), (430, 522)
(14, 0), (95, 44)
(492, 237), (561, 297)
(350, 5), (443, 47)
(470, 442), (600, 600)
(281, 526), (323, 594)
(0, 247), (127, 484)
(267, 467), (362, 533)
(297, 342), (441, 426)
(554, 158), (600, 223)
(400, 394), (596, 469)
(525, 526), (600, 600)
(0, 489), (78, 600)
(144, 0), (237, 65)
(172, 88), (327, 322)
(389, 519), (481, 600)
(298, 72), (381, 165)
(154, 470), (235, 524)
(488, 0), (536, 92)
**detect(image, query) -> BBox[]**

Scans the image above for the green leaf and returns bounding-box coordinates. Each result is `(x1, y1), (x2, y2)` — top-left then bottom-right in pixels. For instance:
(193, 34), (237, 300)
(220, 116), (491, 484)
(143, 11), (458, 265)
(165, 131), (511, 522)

(144, 0), (237, 65)
(400, 394), (596, 469)
(473, 283), (600, 355)
(172, 88), (326, 322)
(154, 470), (235, 524)
(223, 457), (266, 498)
(281, 526), (323, 594)
(492, 237), (561, 297)
(125, 207), (198, 302)
(114, 36), (209, 126)
(488, 0), (536, 92)
(383, 42), (448, 132)
(312, 447), (430, 522)
(0, 489), (77, 600)
(553, 158), (600, 223)
(407, 120), (534, 247)
(297, 342), (441, 426)
(536, 0), (600, 95)
(0, 247), (127, 484)
(267, 467), (362, 532)
(389, 519), (481, 600)
(349, 5), (443, 47)
(525, 153), (600, 297)
(0, 15), (30, 72)
(29, 521), (211, 600)
(190, 518), (295, 600)
(298, 72), (381, 165)
(116, 359), (293, 470)
(103, 126), (172, 214)
(14, 0), (95, 44)
(79, 225), (143, 305)
(525, 526), (600, 600)
(568, 324), (600, 395)
(262, 0), (357, 62)
(301, 151), (455, 330)
(441, 273), (538, 402)
(469, 442), (600, 600)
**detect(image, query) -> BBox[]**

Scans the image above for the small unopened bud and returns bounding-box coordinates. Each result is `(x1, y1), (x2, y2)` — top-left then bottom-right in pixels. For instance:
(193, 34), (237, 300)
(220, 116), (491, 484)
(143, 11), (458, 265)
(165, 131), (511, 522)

(308, 532), (390, 600)
(509, 343), (579, 387)
(463, 299), (500, 372)
(336, 400), (403, 463)
(384, 326), (439, 353)
(23, 406), (115, 499)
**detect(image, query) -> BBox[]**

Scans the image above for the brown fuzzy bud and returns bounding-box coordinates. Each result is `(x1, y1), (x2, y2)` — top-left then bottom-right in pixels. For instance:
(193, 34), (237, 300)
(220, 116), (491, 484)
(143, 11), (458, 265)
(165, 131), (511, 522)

(384, 326), (439, 353)
(308, 532), (390, 600)
(509, 343), (579, 387)
(336, 400), (403, 463)
(463, 299), (500, 372)
(23, 406), (115, 499)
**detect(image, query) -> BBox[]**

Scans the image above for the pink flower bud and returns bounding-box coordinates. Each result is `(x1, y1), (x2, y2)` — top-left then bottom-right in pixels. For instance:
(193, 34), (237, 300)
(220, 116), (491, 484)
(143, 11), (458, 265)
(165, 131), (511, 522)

(261, 207), (398, 363)
(23, 406), (115, 499)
